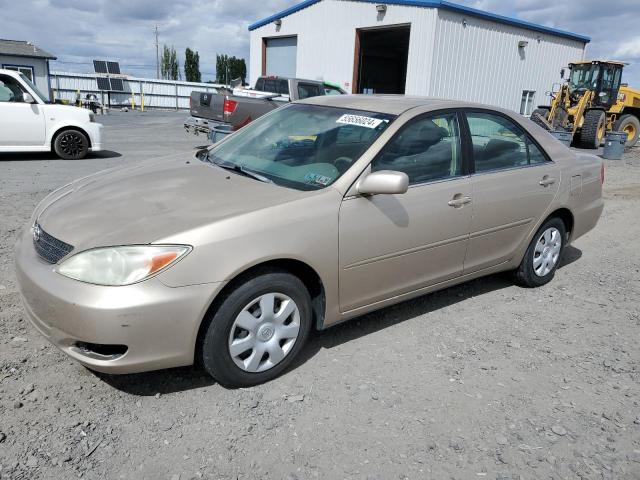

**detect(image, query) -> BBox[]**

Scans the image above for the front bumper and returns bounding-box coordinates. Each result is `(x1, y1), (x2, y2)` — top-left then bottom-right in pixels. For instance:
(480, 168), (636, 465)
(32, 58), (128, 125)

(14, 226), (222, 374)
(87, 122), (104, 152)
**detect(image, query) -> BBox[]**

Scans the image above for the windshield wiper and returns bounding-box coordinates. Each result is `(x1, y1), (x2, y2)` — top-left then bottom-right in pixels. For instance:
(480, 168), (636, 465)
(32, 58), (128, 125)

(205, 153), (273, 184)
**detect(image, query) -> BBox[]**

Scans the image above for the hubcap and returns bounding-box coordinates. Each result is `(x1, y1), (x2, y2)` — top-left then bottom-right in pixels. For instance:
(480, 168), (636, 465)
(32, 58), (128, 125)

(533, 227), (562, 277)
(597, 119), (606, 143)
(59, 132), (84, 157)
(228, 293), (301, 373)
(623, 123), (636, 141)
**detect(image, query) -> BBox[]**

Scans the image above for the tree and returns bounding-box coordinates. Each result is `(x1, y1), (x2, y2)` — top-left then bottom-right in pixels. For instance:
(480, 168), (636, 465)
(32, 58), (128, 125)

(215, 54), (247, 85)
(161, 45), (179, 81)
(184, 48), (201, 83)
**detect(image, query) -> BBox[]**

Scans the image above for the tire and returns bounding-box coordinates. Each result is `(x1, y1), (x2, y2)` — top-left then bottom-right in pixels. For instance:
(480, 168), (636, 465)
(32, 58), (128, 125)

(614, 114), (639, 148)
(530, 108), (551, 130)
(199, 271), (312, 388)
(514, 217), (567, 288)
(53, 129), (89, 160)
(578, 110), (606, 149)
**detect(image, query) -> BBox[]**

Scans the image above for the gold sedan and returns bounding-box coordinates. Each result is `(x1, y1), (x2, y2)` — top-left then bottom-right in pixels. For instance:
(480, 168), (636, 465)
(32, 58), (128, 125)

(15, 95), (604, 387)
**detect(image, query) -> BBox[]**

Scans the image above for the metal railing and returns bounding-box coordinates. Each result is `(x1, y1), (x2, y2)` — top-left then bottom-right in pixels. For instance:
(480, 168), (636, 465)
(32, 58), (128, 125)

(50, 71), (226, 111)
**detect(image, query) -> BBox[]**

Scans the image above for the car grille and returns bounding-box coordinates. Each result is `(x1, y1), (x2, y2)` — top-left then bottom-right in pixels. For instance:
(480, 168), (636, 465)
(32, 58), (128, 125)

(32, 223), (74, 264)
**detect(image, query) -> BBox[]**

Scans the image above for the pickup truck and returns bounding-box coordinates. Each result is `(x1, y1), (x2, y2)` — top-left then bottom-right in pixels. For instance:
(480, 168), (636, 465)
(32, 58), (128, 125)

(0, 69), (103, 159)
(184, 76), (345, 142)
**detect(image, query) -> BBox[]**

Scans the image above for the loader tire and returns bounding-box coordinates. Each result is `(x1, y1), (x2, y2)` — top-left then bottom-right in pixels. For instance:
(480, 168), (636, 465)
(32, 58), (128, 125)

(614, 114), (639, 148)
(531, 108), (551, 130)
(579, 109), (606, 149)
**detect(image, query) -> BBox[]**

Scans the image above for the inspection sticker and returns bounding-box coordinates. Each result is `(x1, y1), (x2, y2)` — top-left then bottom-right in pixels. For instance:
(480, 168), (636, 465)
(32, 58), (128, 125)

(336, 114), (385, 129)
(304, 173), (332, 186)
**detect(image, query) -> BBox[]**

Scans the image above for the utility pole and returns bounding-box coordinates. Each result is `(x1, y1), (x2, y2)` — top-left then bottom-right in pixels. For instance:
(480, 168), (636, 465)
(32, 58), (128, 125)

(154, 25), (160, 79)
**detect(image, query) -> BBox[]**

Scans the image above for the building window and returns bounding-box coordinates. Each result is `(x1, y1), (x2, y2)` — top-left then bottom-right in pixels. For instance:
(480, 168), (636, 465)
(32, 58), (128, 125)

(2, 65), (35, 83)
(520, 90), (536, 116)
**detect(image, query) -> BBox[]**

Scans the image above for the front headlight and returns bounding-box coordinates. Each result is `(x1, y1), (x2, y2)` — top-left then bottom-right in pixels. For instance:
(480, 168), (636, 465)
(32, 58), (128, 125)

(56, 245), (191, 286)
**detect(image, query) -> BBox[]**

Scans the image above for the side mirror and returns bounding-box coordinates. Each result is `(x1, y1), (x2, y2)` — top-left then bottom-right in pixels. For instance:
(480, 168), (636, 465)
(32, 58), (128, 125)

(357, 170), (409, 195)
(22, 92), (35, 104)
(560, 68), (565, 80)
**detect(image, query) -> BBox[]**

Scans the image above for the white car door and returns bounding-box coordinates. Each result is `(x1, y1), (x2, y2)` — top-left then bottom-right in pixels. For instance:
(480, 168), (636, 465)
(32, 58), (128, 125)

(0, 73), (46, 147)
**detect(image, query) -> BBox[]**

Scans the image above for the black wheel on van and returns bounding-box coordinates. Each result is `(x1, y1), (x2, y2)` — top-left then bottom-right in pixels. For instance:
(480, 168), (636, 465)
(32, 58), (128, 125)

(54, 129), (89, 160)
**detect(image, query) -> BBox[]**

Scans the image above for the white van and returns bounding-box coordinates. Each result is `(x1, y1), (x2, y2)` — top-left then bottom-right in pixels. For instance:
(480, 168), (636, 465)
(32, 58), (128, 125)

(0, 69), (103, 159)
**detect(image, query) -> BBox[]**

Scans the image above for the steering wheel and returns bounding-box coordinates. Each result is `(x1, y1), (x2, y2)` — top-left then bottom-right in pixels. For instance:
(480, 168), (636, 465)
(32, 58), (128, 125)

(334, 156), (354, 173)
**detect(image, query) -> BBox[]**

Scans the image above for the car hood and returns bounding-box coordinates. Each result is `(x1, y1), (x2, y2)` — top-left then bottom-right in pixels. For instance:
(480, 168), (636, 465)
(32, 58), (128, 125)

(42, 103), (92, 122)
(36, 156), (304, 251)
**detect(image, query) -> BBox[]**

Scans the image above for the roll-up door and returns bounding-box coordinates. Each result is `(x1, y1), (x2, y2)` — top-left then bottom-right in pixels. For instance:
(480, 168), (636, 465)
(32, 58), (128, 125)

(265, 36), (297, 78)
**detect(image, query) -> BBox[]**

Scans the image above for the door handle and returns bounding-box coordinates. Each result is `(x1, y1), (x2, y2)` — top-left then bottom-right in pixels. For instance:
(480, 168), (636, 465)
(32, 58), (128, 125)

(539, 176), (556, 187)
(448, 195), (472, 208)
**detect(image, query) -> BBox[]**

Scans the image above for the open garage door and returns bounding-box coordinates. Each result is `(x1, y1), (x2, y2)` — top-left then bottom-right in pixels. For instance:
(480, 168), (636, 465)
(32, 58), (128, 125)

(263, 36), (298, 78)
(353, 26), (410, 94)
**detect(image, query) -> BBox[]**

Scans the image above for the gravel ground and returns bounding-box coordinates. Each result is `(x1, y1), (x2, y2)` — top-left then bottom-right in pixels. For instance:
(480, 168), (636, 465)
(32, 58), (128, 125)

(1, 111), (639, 480)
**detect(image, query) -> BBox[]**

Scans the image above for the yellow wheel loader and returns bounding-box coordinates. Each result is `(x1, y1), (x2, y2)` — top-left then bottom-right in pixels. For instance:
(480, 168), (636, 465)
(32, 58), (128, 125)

(531, 60), (640, 149)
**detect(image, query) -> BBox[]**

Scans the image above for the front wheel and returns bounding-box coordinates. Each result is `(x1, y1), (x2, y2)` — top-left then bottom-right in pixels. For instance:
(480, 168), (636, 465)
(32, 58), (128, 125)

(53, 129), (89, 159)
(579, 110), (606, 149)
(199, 271), (312, 388)
(514, 218), (566, 288)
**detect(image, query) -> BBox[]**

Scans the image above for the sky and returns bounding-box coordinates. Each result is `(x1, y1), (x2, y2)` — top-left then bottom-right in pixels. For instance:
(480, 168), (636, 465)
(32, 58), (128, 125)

(0, 0), (639, 85)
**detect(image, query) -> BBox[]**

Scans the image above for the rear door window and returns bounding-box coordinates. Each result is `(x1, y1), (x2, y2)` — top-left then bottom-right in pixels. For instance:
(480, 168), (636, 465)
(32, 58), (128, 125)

(297, 83), (321, 100)
(277, 80), (290, 95)
(465, 111), (548, 173)
(263, 79), (277, 93)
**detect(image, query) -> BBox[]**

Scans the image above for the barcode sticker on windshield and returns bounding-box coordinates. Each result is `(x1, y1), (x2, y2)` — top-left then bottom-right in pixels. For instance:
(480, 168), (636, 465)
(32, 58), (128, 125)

(336, 114), (385, 129)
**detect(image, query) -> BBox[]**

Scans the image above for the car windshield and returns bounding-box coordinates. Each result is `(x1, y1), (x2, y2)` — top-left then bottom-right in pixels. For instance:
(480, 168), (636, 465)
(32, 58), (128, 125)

(204, 103), (395, 191)
(568, 64), (601, 92)
(18, 73), (48, 103)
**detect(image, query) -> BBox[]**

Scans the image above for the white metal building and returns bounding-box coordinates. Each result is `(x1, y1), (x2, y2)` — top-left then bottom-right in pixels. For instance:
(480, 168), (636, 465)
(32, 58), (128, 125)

(0, 39), (56, 101)
(248, 0), (590, 114)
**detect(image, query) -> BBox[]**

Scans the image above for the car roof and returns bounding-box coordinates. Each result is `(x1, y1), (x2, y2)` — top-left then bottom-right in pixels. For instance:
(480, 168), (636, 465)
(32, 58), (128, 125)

(298, 94), (500, 116)
(0, 68), (20, 77)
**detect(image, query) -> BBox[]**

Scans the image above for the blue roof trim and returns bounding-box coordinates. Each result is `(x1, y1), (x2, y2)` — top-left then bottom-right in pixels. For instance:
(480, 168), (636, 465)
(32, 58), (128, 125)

(438, 1), (590, 43)
(248, 0), (320, 31)
(247, 0), (590, 43)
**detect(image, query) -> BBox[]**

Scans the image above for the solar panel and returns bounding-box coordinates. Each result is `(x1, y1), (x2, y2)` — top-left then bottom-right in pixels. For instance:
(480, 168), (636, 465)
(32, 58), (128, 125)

(107, 61), (121, 75)
(96, 77), (111, 91)
(93, 60), (108, 74)
(109, 78), (124, 91)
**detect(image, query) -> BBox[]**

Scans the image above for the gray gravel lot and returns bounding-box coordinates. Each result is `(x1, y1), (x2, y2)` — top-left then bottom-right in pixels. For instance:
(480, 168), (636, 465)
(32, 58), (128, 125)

(1, 111), (639, 480)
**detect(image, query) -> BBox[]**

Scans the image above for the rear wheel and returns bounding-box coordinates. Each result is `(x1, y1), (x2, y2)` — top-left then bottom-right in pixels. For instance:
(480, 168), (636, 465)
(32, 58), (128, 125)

(514, 217), (566, 288)
(530, 108), (551, 130)
(199, 271), (312, 388)
(579, 110), (606, 149)
(53, 129), (89, 159)
(614, 114), (639, 148)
